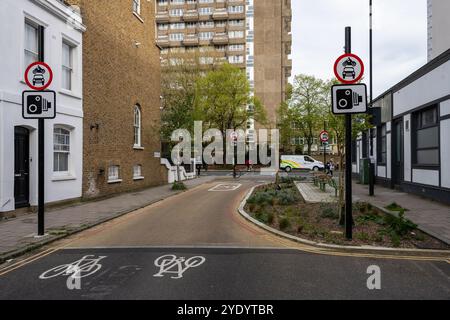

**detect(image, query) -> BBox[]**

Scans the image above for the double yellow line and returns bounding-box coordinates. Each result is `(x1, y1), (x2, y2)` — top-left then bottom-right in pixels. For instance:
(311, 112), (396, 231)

(261, 233), (450, 263)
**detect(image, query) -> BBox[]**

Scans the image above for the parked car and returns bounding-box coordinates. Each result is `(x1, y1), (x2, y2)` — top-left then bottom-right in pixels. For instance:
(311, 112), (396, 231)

(280, 155), (324, 172)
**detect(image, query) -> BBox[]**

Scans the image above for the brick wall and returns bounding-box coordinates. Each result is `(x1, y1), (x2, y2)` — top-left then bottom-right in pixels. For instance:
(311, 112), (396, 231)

(68, 0), (167, 198)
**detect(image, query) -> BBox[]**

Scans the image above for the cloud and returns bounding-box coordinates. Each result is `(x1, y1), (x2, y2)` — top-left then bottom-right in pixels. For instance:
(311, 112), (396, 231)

(291, 0), (427, 97)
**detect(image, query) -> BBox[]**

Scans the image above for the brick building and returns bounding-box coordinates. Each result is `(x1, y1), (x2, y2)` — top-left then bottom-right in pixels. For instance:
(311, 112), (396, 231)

(67, 0), (166, 198)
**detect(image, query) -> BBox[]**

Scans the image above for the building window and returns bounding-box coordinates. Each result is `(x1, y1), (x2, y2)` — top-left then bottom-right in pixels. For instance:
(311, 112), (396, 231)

(24, 20), (41, 67)
(62, 42), (73, 90)
(133, 0), (141, 15)
(108, 166), (121, 182)
(377, 124), (387, 164)
(134, 105), (142, 147)
(414, 106), (439, 166)
(53, 127), (70, 173)
(133, 165), (143, 180)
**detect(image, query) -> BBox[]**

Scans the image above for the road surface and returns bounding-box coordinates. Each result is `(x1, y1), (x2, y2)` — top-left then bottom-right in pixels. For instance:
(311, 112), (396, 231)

(0, 179), (449, 300)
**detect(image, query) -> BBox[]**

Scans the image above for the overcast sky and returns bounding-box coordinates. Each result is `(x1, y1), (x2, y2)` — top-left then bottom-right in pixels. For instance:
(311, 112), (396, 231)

(291, 0), (428, 98)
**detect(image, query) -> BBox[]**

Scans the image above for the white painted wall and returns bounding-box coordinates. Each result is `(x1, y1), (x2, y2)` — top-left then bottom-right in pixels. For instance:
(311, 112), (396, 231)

(413, 169), (440, 186)
(441, 99), (450, 116)
(377, 166), (386, 178)
(386, 122), (392, 179)
(403, 114), (412, 182)
(393, 60), (450, 117)
(0, 0), (85, 212)
(441, 118), (450, 188)
(160, 159), (196, 184)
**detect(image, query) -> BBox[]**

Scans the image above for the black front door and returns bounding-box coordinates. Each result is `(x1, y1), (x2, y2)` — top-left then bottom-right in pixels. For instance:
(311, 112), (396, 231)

(14, 127), (30, 208)
(392, 119), (404, 187)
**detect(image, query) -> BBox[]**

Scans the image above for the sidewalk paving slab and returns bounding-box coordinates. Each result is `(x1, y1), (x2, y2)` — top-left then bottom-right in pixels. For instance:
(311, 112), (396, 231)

(0, 177), (215, 261)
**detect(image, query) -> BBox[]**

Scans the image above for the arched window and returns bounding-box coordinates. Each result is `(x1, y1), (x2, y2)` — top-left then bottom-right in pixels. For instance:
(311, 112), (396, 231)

(54, 127), (71, 173)
(134, 105), (142, 147)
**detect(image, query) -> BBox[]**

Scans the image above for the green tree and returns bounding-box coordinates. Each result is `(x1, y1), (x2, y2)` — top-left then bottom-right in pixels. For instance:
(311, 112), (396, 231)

(160, 52), (205, 142)
(194, 63), (267, 132)
(291, 74), (327, 155)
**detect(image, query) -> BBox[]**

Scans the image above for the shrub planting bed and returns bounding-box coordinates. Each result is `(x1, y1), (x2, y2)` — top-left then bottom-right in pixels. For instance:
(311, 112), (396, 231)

(245, 181), (449, 249)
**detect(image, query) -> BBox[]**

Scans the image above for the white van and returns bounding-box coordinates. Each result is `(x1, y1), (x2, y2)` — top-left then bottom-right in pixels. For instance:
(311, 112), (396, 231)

(280, 155), (324, 172)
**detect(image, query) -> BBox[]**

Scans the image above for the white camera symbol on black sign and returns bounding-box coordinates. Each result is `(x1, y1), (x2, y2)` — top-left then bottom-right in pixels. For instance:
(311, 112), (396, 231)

(27, 95), (52, 115)
(336, 89), (363, 110)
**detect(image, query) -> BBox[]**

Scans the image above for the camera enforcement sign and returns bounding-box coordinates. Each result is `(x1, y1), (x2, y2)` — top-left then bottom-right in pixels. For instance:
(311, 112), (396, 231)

(22, 90), (56, 119)
(331, 84), (368, 115)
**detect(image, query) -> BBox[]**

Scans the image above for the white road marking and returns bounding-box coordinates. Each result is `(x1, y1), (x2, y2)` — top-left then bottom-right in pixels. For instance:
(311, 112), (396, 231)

(208, 183), (242, 192)
(39, 255), (107, 280)
(153, 254), (206, 279)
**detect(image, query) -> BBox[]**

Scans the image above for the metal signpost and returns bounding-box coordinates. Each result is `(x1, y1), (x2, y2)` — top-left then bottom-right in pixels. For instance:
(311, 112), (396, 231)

(332, 27), (367, 240)
(23, 62), (56, 236)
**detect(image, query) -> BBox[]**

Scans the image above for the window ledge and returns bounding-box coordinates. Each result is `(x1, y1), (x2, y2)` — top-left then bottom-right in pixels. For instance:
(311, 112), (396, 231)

(133, 12), (144, 23)
(59, 89), (82, 100)
(52, 174), (77, 182)
(133, 146), (145, 150)
(107, 179), (123, 184)
(133, 176), (145, 181)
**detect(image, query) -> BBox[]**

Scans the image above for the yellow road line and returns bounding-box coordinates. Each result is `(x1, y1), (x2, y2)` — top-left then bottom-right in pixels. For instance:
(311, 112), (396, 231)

(260, 232), (449, 262)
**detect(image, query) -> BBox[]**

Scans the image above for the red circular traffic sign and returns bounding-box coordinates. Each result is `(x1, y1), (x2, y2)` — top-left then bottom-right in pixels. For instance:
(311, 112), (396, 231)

(24, 61), (53, 91)
(333, 53), (364, 84)
(320, 130), (330, 142)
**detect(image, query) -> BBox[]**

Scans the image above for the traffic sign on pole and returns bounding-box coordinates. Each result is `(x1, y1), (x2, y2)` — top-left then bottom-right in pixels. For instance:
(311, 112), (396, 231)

(331, 84), (368, 115)
(23, 62), (55, 237)
(22, 90), (56, 119)
(319, 130), (330, 143)
(334, 53), (364, 84)
(24, 62), (53, 91)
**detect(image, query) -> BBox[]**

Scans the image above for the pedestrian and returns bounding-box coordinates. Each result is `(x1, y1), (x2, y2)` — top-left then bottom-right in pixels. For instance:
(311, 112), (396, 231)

(196, 164), (201, 176)
(325, 161), (330, 175)
(329, 160), (335, 177)
(245, 159), (253, 172)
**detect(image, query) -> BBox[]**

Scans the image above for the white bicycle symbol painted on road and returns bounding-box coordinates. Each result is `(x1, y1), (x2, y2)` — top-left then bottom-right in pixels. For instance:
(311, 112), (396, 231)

(153, 255), (206, 279)
(39, 255), (107, 280)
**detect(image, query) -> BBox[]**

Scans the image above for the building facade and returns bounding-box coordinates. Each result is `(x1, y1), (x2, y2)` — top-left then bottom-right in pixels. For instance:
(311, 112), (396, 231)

(354, 49), (450, 205)
(155, 0), (292, 131)
(67, 0), (166, 198)
(427, 0), (450, 61)
(0, 0), (85, 214)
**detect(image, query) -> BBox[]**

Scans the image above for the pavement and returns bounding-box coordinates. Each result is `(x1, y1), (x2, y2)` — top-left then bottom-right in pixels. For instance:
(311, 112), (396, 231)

(295, 182), (337, 203)
(0, 176), (216, 259)
(0, 177), (449, 300)
(353, 183), (450, 245)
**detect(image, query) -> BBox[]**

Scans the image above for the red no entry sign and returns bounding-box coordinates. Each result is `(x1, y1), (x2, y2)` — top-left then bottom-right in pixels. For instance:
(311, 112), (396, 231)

(334, 53), (364, 84)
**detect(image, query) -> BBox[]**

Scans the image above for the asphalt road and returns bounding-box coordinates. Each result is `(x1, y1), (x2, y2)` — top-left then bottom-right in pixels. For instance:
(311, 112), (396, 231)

(0, 179), (449, 300)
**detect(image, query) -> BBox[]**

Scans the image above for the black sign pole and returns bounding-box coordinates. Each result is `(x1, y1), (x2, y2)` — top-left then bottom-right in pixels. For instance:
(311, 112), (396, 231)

(323, 122), (327, 166)
(37, 29), (45, 237)
(38, 118), (45, 236)
(345, 27), (353, 240)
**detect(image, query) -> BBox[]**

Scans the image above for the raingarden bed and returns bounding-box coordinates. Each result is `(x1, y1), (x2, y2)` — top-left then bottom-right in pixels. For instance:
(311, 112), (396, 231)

(245, 178), (449, 250)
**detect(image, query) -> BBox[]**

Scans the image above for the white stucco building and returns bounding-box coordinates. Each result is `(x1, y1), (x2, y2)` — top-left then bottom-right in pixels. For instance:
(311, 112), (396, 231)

(0, 0), (85, 213)
(354, 49), (450, 204)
